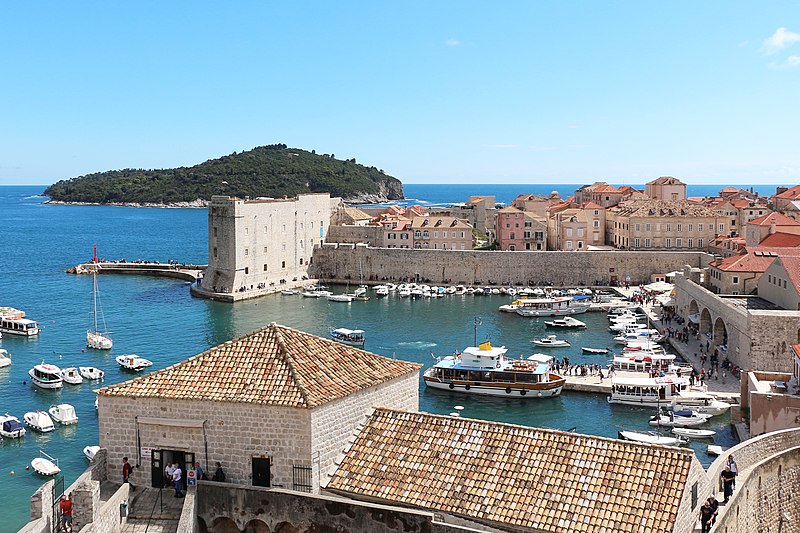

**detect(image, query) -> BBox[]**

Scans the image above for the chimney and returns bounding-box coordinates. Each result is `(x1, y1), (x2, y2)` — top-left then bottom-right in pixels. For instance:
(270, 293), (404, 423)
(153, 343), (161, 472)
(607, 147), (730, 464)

(776, 186), (788, 196)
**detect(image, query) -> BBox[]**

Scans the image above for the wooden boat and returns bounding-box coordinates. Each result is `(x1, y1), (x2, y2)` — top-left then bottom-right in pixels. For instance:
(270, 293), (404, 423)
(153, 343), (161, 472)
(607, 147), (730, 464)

(116, 354), (153, 371)
(531, 335), (570, 347)
(581, 347), (609, 354)
(83, 445), (101, 461)
(618, 430), (687, 446)
(671, 427), (716, 439)
(24, 410), (55, 432)
(79, 366), (104, 380)
(60, 367), (83, 385)
(31, 455), (60, 476)
(329, 328), (365, 347)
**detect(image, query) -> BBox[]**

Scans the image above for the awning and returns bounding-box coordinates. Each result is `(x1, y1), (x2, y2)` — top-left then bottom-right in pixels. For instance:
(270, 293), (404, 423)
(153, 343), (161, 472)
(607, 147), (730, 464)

(136, 417), (205, 428)
(688, 314), (700, 324)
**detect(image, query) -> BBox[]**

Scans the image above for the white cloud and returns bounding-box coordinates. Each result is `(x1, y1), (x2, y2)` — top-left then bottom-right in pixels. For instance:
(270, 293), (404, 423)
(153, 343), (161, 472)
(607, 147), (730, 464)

(445, 38), (460, 47)
(567, 144), (587, 149)
(768, 55), (800, 69)
(762, 27), (800, 55)
(529, 145), (557, 152)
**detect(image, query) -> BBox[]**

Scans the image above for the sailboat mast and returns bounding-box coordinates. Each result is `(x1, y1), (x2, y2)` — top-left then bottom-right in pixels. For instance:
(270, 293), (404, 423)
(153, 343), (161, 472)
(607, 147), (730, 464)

(93, 272), (99, 333)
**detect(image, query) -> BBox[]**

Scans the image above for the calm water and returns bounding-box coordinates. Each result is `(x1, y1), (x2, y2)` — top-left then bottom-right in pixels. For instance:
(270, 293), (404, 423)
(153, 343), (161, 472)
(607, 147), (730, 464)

(0, 185), (736, 530)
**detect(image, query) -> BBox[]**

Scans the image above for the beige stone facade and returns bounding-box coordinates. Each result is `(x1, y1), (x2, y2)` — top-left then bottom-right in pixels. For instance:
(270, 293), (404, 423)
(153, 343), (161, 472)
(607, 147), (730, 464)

(606, 200), (720, 251)
(410, 216), (473, 250)
(645, 175), (686, 201)
(741, 370), (800, 436)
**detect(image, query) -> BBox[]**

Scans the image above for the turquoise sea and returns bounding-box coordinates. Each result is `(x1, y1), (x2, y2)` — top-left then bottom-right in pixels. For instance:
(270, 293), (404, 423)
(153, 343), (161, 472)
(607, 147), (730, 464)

(0, 185), (738, 531)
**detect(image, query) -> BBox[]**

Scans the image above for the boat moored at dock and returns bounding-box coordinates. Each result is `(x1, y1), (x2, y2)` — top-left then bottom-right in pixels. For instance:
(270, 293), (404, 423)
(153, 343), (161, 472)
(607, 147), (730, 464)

(515, 296), (591, 317)
(608, 375), (690, 407)
(0, 307), (40, 336)
(671, 392), (732, 416)
(424, 341), (565, 398)
(28, 363), (63, 389)
(544, 316), (587, 329)
(618, 430), (687, 446)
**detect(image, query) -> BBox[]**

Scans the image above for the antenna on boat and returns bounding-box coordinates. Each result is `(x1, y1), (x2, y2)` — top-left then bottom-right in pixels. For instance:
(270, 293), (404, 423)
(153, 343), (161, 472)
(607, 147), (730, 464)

(473, 316), (482, 346)
(39, 450), (58, 465)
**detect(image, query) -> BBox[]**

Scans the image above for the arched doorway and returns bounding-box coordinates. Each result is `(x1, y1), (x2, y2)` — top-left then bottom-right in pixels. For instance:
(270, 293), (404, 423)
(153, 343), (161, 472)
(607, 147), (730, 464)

(211, 517), (240, 533)
(713, 317), (728, 348)
(700, 308), (712, 337)
(244, 519), (271, 533)
(689, 300), (699, 317)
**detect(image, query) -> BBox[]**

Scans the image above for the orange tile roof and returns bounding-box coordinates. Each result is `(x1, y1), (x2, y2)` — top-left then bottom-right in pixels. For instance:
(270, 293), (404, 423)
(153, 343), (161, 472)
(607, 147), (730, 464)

(759, 232), (800, 248)
(327, 409), (693, 533)
(772, 185), (800, 200)
(593, 184), (621, 193)
(720, 187), (740, 193)
(581, 201), (603, 209)
(711, 252), (776, 273)
(97, 324), (421, 408)
(774, 253), (800, 295)
(748, 212), (800, 227)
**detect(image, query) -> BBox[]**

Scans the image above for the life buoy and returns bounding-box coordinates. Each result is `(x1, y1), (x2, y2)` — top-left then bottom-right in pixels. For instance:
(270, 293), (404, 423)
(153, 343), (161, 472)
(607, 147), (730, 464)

(520, 390), (527, 396)
(465, 384), (471, 390)
(449, 383), (455, 389)
(505, 388), (512, 394)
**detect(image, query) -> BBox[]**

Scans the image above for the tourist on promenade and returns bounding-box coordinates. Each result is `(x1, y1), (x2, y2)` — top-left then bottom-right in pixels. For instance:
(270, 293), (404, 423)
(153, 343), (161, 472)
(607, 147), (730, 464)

(707, 495), (719, 526)
(172, 463), (184, 497)
(194, 461), (205, 481)
(727, 455), (738, 489)
(122, 456), (135, 489)
(699, 500), (714, 533)
(212, 461), (226, 482)
(59, 494), (73, 532)
(164, 462), (176, 487)
(721, 466), (736, 503)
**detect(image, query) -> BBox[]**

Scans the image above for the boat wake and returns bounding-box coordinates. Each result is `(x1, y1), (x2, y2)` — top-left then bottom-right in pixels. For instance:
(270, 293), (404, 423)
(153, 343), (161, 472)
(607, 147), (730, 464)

(397, 341), (438, 349)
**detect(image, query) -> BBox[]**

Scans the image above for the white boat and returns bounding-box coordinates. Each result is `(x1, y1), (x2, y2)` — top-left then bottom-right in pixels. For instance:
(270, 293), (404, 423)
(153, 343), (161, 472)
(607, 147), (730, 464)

(84, 445), (101, 461)
(398, 287), (411, 298)
(613, 330), (663, 344)
(515, 296), (591, 317)
(86, 268), (113, 350)
(618, 430), (687, 446)
(301, 289), (332, 298)
(611, 353), (677, 373)
(24, 410), (55, 432)
(354, 286), (368, 297)
(672, 427), (716, 439)
(609, 321), (648, 333)
(498, 299), (528, 313)
(116, 354), (153, 371)
(607, 375), (689, 407)
(281, 289), (299, 295)
(0, 307), (40, 336)
(28, 363), (63, 389)
(79, 366), (105, 380)
(386, 283), (397, 292)
(329, 328), (365, 347)
(31, 456), (60, 476)
(531, 335), (570, 348)
(327, 294), (355, 302)
(374, 285), (390, 297)
(707, 445), (725, 456)
(544, 317), (587, 329)
(671, 392), (732, 417)
(48, 404), (78, 425)
(60, 367), (83, 385)
(423, 341), (565, 398)
(649, 412), (709, 427)
(0, 414), (26, 438)
(0, 348), (11, 368)
(581, 347), (610, 354)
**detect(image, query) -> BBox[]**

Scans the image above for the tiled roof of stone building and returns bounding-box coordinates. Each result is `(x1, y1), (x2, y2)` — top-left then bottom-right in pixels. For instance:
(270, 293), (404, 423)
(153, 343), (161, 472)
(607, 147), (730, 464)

(97, 324), (421, 408)
(711, 251), (776, 273)
(747, 212), (800, 227)
(611, 199), (717, 218)
(326, 409), (693, 533)
(759, 232), (800, 248)
(772, 184), (800, 200)
(647, 176), (685, 185)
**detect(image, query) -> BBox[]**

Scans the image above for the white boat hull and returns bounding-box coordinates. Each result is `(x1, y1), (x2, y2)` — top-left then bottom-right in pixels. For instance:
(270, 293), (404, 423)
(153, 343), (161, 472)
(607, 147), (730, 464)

(24, 412), (55, 433)
(672, 402), (731, 417)
(79, 367), (105, 380)
(31, 458), (60, 476)
(531, 341), (570, 347)
(516, 307), (588, 317)
(424, 379), (563, 398)
(618, 431), (685, 446)
(28, 369), (63, 390)
(672, 428), (716, 438)
(87, 331), (113, 350)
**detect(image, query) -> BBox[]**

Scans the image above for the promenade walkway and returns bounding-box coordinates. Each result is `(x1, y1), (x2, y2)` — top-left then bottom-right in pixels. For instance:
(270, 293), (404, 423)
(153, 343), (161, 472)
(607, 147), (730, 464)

(122, 485), (184, 533)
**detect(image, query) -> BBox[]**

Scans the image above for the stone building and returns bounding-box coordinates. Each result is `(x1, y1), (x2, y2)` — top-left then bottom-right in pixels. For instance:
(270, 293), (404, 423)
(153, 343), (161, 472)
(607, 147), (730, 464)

(197, 194), (339, 298)
(606, 199), (719, 250)
(547, 206), (590, 250)
(325, 409), (708, 533)
(96, 323), (420, 494)
(495, 206), (546, 251)
(409, 216), (473, 250)
(707, 249), (776, 294)
(740, 369), (800, 436)
(759, 250), (800, 310)
(645, 175), (686, 201)
(771, 184), (800, 212)
(429, 196), (496, 238)
(744, 211), (800, 247)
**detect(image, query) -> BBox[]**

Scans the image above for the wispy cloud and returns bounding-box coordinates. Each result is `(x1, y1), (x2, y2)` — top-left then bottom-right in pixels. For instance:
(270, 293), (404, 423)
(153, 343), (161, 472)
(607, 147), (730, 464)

(762, 27), (800, 55)
(487, 144), (519, 149)
(529, 145), (557, 152)
(769, 55), (800, 69)
(567, 144), (587, 149)
(445, 38), (461, 47)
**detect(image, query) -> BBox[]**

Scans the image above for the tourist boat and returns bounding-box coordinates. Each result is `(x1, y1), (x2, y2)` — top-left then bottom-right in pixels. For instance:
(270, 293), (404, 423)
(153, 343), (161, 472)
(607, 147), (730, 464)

(79, 366), (104, 380)
(531, 335), (570, 348)
(672, 427), (716, 439)
(327, 293), (355, 302)
(515, 296), (590, 317)
(28, 363), (63, 389)
(649, 412), (709, 427)
(60, 367), (83, 385)
(498, 299), (527, 313)
(611, 353), (677, 373)
(48, 404), (78, 425)
(24, 410), (55, 432)
(423, 341), (565, 398)
(84, 445), (101, 461)
(0, 307), (40, 336)
(613, 330), (664, 344)
(607, 375), (689, 407)
(374, 285), (390, 297)
(31, 454), (60, 476)
(0, 348), (11, 368)
(0, 414), (26, 438)
(86, 268), (113, 350)
(618, 430), (687, 446)
(281, 289), (299, 295)
(544, 317), (587, 329)
(581, 347), (610, 354)
(329, 328), (365, 347)
(116, 354), (153, 371)
(608, 320), (648, 333)
(707, 445), (724, 456)
(671, 392), (732, 416)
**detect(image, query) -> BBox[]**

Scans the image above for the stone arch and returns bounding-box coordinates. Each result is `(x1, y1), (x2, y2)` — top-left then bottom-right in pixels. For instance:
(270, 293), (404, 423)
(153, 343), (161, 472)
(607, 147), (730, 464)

(244, 519), (271, 533)
(274, 522), (300, 533)
(197, 518), (208, 533)
(211, 517), (240, 533)
(700, 308), (712, 336)
(688, 300), (699, 317)
(713, 317), (728, 347)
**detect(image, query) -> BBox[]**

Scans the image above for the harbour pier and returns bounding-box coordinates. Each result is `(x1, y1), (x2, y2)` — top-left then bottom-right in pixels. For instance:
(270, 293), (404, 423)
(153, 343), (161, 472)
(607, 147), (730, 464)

(66, 261), (207, 282)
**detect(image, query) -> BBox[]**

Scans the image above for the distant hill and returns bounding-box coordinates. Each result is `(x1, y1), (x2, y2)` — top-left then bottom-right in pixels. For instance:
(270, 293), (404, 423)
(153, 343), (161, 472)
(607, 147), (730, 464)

(44, 144), (405, 205)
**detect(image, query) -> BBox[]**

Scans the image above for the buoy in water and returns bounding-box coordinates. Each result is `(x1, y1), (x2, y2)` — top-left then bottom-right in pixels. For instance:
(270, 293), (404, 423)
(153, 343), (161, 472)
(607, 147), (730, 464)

(10, 471), (14, 476)
(25, 466), (30, 471)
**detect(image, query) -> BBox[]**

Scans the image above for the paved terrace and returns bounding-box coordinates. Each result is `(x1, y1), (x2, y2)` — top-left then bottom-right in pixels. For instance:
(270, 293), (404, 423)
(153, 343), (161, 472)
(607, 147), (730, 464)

(123, 485), (185, 533)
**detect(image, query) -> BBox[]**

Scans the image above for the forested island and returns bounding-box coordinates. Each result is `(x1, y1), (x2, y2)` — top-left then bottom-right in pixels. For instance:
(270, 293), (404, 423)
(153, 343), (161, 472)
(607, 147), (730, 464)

(44, 144), (405, 205)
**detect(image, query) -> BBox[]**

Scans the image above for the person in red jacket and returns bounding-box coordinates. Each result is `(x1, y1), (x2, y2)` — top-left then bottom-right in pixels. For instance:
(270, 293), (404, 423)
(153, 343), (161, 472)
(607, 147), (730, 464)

(122, 456), (135, 490)
(59, 494), (73, 532)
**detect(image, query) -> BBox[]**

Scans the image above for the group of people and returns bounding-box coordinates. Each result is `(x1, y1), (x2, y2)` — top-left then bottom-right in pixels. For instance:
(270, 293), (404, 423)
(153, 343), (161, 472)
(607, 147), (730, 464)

(119, 456), (227, 499)
(698, 455), (738, 532)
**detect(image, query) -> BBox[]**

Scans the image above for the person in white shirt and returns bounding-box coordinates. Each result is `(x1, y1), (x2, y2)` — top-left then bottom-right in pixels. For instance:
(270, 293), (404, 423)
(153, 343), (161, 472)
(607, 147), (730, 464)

(172, 464), (183, 497)
(164, 463), (176, 488)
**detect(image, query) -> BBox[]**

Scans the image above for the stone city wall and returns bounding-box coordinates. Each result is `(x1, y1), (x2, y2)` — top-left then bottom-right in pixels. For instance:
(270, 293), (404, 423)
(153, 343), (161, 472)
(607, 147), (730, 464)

(674, 458), (715, 533)
(312, 373), (420, 492)
(310, 247), (712, 287)
(195, 481), (488, 533)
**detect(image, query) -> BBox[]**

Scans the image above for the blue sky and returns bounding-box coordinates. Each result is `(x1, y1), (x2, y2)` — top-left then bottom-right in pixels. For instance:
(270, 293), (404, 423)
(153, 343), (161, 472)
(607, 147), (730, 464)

(1, 2), (799, 185)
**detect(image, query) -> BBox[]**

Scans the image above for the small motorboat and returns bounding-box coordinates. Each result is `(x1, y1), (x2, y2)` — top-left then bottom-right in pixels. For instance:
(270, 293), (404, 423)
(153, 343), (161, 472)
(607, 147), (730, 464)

(281, 289), (299, 295)
(0, 348), (11, 368)
(83, 445), (101, 461)
(671, 427), (716, 439)
(374, 285), (389, 297)
(60, 367), (83, 385)
(116, 354), (153, 371)
(649, 413), (708, 428)
(707, 445), (725, 456)
(28, 362), (64, 389)
(531, 335), (570, 348)
(672, 393), (732, 417)
(581, 347), (609, 354)
(31, 455), (60, 476)
(327, 294), (355, 302)
(329, 328), (365, 347)
(0, 413), (26, 438)
(24, 410), (55, 432)
(49, 404), (78, 425)
(79, 366), (105, 380)
(544, 317), (587, 329)
(301, 289), (332, 298)
(618, 430), (687, 446)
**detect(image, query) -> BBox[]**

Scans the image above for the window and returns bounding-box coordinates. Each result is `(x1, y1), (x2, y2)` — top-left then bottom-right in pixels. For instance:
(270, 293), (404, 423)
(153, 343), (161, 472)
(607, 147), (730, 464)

(244, 248), (249, 256)
(732, 276), (739, 284)
(634, 238), (640, 247)
(578, 228), (584, 237)
(282, 224), (286, 232)
(443, 231), (448, 238)
(577, 241), (584, 249)
(300, 222), (304, 229)
(213, 227), (218, 237)
(299, 240), (304, 249)
(666, 238), (672, 247)
(666, 223), (672, 232)
(282, 244), (286, 251)
(676, 238), (682, 247)
(677, 223), (682, 232)
(299, 258), (304, 265)
(688, 238), (693, 248)
(698, 238), (704, 248)
(535, 231), (544, 240)
(594, 210), (599, 216)
(510, 232), (516, 240)
(442, 243), (447, 250)
(281, 261), (286, 268)
(566, 228), (573, 237)
(688, 224), (693, 232)
(461, 231), (465, 238)
(635, 224), (641, 232)
(244, 267), (249, 274)
(566, 241), (573, 250)
(645, 238), (651, 247)
(213, 247), (217, 258)
(415, 230), (421, 238)
(698, 223), (704, 232)
(263, 264), (268, 272)
(423, 231), (429, 238)
(434, 231), (438, 238)
(719, 223), (725, 232)
(264, 226), (268, 234)
(645, 223), (651, 231)
(245, 227), (249, 235)
(593, 220), (600, 228)
(509, 245), (516, 251)
(433, 244), (438, 249)
(524, 231), (531, 238)
(263, 246), (268, 253)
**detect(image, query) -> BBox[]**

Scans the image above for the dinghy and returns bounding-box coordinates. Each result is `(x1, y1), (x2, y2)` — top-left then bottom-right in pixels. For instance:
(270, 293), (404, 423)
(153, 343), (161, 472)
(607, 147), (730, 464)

(79, 366), (105, 380)
(618, 430), (687, 446)
(83, 445), (101, 461)
(581, 347), (609, 354)
(24, 411), (55, 432)
(672, 427), (716, 439)
(31, 454), (60, 476)
(60, 367), (83, 385)
(531, 335), (570, 347)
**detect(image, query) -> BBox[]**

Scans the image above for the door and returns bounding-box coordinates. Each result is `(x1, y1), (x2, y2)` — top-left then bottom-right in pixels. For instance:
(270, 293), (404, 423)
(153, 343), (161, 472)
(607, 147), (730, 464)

(252, 457), (271, 487)
(151, 450), (163, 488)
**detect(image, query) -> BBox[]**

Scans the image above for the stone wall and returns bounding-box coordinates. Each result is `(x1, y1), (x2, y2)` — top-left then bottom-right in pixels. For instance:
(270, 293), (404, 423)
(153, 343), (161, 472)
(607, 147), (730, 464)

(176, 487), (197, 533)
(311, 373), (420, 492)
(327, 224), (384, 246)
(98, 396), (313, 489)
(310, 246), (711, 286)
(195, 481), (486, 533)
(17, 480), (53, 533)
(673, 457), (715, 533)
(77, 483), (130, 533)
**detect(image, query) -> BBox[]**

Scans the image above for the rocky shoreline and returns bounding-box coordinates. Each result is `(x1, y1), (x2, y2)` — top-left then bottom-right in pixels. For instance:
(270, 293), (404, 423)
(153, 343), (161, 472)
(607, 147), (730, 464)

(44, 194), (395, 208)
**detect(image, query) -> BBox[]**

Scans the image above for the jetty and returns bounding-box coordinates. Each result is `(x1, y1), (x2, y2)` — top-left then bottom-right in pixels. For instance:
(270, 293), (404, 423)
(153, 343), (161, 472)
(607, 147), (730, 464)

(66, 261), (206, 282)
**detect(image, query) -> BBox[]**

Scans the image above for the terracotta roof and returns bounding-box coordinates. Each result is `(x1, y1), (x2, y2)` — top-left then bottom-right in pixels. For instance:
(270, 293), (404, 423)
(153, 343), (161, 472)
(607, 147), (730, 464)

(593, 184), (621, 194)
(792, 344), (800, 359)
(581, 201), (603, 209)
(720, 187), (740, 194)
(410, 216), (472, 229)
(326, 409), (693, 533)
(647, 176), (685, 186)
(759, 232), (800, 248)
(711, 251), (776, 273)
(772, 252), (800, 295)
(748, 212), (800, 227)
(610, 199), (717, 218)
(772, 185), (800, 200)
(97, 324), (421, 408)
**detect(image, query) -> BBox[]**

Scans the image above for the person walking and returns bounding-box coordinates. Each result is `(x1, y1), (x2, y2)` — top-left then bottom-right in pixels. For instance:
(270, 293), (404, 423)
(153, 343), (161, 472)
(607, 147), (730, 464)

(707, 495), (719, 526)
(727, 455), (738, 490)
(194, 461), (205, 481)
(212, 461), (226, 482)
(721, 466), (736, 503)
(172, 463), (183, 497)
(164, 462), (176, 488)
(122, 457), (135, 490)
(59, 494), (73, 532)
(699, 500), (714, 533)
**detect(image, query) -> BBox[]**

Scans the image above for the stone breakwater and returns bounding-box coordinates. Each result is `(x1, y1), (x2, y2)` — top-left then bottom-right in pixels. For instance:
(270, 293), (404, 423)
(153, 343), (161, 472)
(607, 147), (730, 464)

(45, 199), (209, 208)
